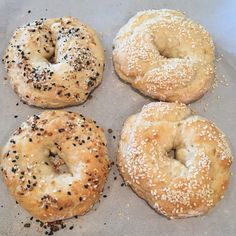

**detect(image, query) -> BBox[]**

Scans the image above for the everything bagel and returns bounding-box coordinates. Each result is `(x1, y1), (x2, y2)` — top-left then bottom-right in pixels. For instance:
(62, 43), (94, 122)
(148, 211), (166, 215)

(117, 102), (232, 219)
(0, 110), (110, 222)
(113, 9), (215, 103)
(3, 17), (104, 108)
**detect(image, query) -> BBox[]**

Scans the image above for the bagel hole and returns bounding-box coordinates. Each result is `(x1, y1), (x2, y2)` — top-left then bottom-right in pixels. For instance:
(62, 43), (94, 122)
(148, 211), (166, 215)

(47, 52), (56, 64)
(168, 149), (177, 159)
(159, 49), (172, 59)
(168, 148), (189, 168)
(159, 49), (178, 59)
(48, 150), (71, 174)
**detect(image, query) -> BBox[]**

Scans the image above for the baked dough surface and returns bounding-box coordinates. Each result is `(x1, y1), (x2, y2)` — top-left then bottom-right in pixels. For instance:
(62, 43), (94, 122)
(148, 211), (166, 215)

(117, 102), (232, 218)
(3, 17), (104, 108)
(113, 9), (215, 103)
(1, 110), (110, 222)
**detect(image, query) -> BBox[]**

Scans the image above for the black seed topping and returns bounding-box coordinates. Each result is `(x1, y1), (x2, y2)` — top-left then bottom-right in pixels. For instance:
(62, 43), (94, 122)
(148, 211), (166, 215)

(24, 223), (31, 228)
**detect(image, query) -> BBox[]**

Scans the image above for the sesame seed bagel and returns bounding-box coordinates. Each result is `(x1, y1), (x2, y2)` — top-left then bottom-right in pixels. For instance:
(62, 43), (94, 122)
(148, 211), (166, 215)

(117, 102), (232, 219)
(113, 9), (215, 103)
(0, 110), (110, 222)
(3, 17), (104, 108)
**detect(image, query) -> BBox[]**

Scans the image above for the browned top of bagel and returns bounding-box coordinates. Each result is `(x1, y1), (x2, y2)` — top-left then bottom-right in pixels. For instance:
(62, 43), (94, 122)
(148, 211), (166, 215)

(117, 102), (232, 218)
(113, 9), (215, 103)
(3, 17), (104, 108)
(1, 110), (110, 222)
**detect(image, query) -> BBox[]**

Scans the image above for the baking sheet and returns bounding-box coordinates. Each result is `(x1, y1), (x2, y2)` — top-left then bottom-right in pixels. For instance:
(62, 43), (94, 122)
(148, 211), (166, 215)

(0, 0), (236, 235)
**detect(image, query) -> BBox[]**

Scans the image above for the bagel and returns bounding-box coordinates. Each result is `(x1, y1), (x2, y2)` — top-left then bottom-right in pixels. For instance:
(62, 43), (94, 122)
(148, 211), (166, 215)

(3, 17), (104, 108)
(113, 9), (215, 103)
(117, 102), (232, 219)
(0, 110), (110, 222)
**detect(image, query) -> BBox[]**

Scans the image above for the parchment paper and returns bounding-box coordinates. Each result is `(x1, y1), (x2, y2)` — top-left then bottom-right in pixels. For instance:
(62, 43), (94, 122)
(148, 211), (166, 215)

(0, 0), (235, 235)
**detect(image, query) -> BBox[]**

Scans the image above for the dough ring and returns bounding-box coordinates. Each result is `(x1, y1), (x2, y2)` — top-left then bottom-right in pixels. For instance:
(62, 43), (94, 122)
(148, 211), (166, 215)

(1, 110), (110, 222)
(117, 102), (232, 218)
(113, 9), (215, 103)
(3, 17), (104, 108)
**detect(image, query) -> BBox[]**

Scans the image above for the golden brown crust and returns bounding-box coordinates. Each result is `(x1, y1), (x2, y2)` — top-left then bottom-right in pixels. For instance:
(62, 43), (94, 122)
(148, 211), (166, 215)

(3, 17), (105, 108)
(117, 102), (232, 218)
(113, 9), (215, 104)
(1, 110), (110, 222)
